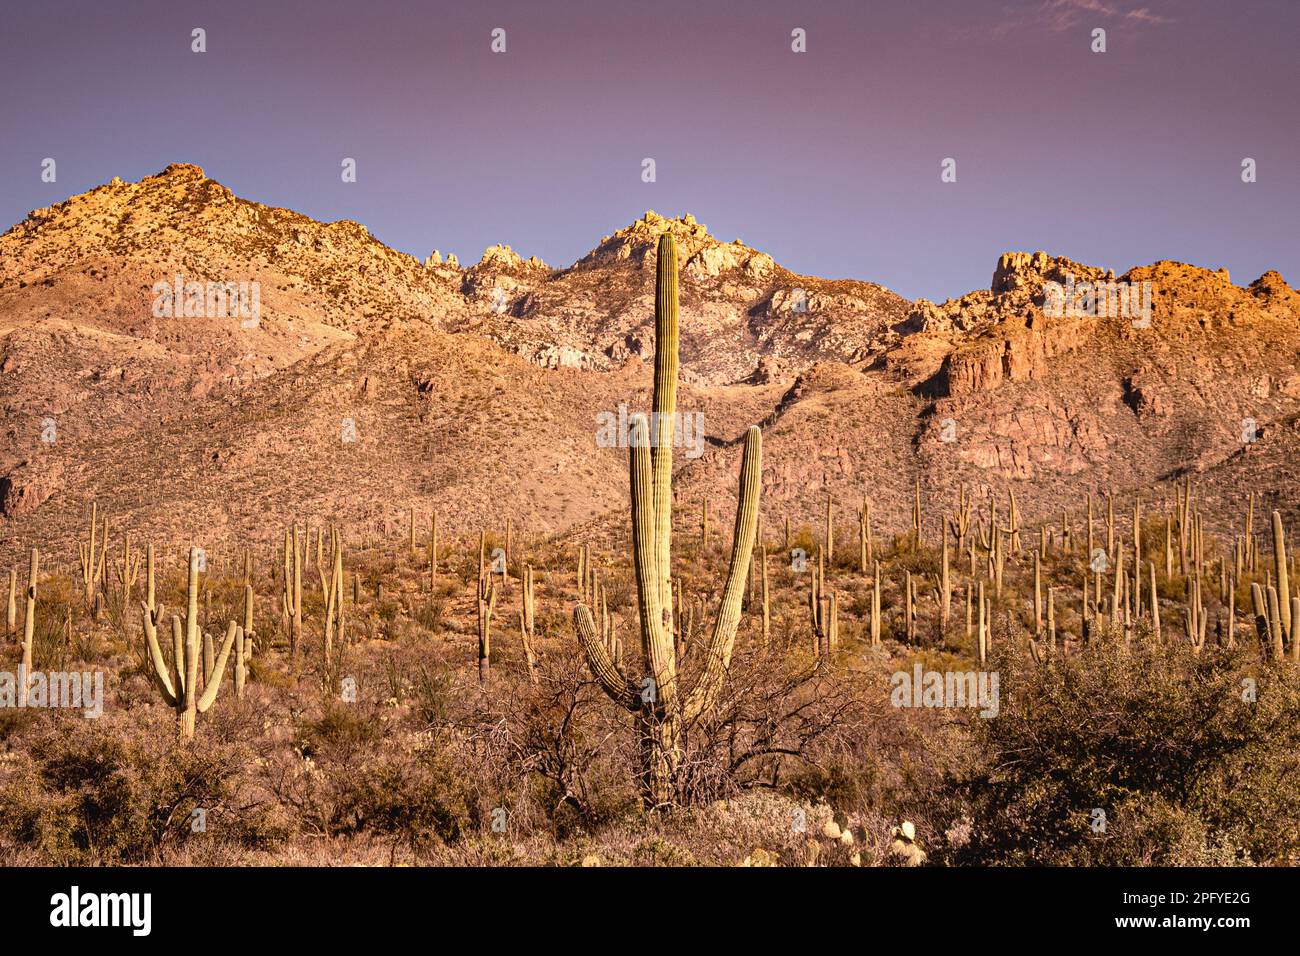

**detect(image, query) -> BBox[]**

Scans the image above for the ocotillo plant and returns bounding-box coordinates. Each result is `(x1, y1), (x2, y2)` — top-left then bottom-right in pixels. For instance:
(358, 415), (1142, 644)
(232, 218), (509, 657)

(142, 547), (238, 740)
(572, 232), (762, 809)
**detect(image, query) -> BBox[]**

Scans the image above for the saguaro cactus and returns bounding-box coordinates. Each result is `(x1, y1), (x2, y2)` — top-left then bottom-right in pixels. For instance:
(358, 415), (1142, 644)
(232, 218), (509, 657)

(143, 547), (238, 740)
(234, 620), (252, 702)
(77, 502), (107, 609)
(19, 550), (37, 702)
(6, 568), (15, 639)
(1273, 511), (1291, 638)
(573, 233), (762, 808)
(825, 495), (834, 563)
(116, 534), (141, 607)
(282, 528), (303, 660)
(428, 512), (439, 592)
(519, 563), (538, 683)
(477, 570), (496, 683)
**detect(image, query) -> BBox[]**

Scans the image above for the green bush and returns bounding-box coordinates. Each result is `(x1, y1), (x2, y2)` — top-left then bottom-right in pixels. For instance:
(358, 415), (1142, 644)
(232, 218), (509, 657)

(945, 640), (1300, 865)
(0, 714), (266, 864)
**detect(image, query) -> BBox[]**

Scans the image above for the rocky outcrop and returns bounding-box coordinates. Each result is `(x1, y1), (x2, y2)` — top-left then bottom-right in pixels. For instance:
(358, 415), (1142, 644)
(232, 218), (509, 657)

(0, 459), (64, 517)
(935, 308), (1096, 397)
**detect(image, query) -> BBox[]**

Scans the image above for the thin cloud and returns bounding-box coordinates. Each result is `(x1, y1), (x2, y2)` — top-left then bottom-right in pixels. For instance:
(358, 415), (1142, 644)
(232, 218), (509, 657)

(946, 0), (1175, 42)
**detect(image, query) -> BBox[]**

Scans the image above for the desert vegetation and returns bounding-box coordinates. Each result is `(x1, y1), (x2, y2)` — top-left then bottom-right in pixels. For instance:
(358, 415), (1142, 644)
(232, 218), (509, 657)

(1, 233), (1299, 868)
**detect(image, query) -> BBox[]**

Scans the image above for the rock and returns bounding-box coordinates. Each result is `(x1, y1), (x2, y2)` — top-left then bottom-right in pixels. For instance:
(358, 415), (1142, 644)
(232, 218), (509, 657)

(0, 459), (64, 517)
(532, 344), (586, 370)
(740, 848), (779, 867)
(478, 244), (524, 270)
(889, 821), (926, 866)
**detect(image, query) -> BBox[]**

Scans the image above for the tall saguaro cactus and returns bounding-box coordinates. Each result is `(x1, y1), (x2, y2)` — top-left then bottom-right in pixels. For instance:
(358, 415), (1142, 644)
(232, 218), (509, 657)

(6, 567), (15, 639)
(573, 233), (763, 808)
(19, 550), (38, 703)
(143, 547), (239, 740)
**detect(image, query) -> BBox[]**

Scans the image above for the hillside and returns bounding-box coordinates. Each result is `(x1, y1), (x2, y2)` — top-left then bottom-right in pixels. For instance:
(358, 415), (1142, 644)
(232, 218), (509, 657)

(2, 166), (1298, 567)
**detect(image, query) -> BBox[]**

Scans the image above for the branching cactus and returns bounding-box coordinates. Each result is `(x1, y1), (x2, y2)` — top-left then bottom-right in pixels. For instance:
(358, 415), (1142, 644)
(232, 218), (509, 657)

(282, 527), (302, 660)
(143, 547), (239, 740)
(116, 534), (141, 607)
(77, 501), (108, 610)
(572, 233), (762, 809)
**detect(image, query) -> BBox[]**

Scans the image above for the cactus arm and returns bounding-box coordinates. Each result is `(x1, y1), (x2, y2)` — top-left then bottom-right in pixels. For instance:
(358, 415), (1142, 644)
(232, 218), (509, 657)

(573, 605), (639, 709)
(142, 600), (176, 705)
(197, 622), (239, 713)
(628, 413), (675, 703)
(168, 614), (185, 700)
(683, 426), (762, 725)
(1273, 511), (1291, 636)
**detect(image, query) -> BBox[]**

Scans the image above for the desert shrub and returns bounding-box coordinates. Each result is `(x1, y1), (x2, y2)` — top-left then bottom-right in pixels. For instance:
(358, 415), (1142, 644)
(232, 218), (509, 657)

(0, 714), (262, 864)
(268, 700), (473, 853)
(944, 640), (1300, 865)
(412, 594), (445, 631)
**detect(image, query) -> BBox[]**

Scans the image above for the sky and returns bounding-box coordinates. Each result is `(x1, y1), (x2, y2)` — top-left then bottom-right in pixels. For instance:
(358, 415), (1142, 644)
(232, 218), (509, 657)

(1, 0), (1296, 301)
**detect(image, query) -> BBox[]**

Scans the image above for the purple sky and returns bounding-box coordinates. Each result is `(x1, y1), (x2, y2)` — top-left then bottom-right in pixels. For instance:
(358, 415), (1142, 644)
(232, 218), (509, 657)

(2, 0), (1296, 301)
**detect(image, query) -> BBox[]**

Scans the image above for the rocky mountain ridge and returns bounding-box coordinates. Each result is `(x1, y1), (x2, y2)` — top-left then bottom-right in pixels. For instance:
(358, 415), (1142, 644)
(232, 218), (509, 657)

(1, 165), (1298, 565)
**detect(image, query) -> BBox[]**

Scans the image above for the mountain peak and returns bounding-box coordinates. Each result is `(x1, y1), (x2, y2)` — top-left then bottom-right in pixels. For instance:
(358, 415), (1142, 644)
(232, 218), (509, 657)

(574, 210), (763, 273)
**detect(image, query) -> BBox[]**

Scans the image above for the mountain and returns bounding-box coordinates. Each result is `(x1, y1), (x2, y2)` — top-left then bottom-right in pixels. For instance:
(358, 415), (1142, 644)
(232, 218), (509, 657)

(1, 165), (1297, 567)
